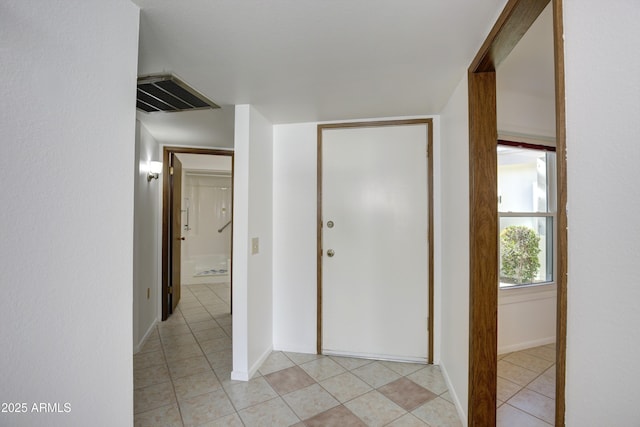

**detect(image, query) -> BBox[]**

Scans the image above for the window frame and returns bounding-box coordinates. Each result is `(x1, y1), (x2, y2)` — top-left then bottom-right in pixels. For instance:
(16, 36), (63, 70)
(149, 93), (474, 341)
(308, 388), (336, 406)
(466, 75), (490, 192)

(498, 140), (557, 289)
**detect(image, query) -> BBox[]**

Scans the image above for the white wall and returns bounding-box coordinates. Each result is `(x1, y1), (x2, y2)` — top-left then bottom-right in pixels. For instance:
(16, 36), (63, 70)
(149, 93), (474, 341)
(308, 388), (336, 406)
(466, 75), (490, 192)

(247, 107), (274, 373)
(496, 3), (555, 140)
(438, 74), (470, 424)
(0, 1), (139, 426)
(273, 123), (319, 353)
(232, 105), (274, 380)
(497, 90), (556, 138)
(175, 153), (232, 171)
(498, 286), (556, 353)
(133, 122), (161, 352)
(564, 2), (640, 425)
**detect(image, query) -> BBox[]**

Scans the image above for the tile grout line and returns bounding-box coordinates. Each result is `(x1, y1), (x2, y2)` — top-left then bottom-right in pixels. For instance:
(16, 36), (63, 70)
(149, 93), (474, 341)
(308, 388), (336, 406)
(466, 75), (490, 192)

(178, 286), (238, 425)
(139, 283), (461, 427)
(498, 352), (555, 392)
(186, 284), (249, 426)
(167, 285), (233, 426)
(501, 402), (553, 426)
(499, 346), (556, 425)
(279, 351), (453, 426)
(274, 351), (311, 424)
(168, 298), (188, 426)
(142, 321), (184, 424)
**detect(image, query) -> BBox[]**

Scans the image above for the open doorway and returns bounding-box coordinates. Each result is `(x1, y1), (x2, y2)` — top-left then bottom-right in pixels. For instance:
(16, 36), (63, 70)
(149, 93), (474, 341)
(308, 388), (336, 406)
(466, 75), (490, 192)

(467, 0), (567, 425)
(493, 4), (560, 423)
(161, 147), (234, 321)
(496, 141), (558, 423)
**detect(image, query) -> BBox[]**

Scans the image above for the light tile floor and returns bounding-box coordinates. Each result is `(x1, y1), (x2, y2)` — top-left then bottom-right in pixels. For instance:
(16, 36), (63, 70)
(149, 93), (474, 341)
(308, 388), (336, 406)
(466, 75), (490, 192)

(134, 283), (463, 427)
(497, 343), (556, 426)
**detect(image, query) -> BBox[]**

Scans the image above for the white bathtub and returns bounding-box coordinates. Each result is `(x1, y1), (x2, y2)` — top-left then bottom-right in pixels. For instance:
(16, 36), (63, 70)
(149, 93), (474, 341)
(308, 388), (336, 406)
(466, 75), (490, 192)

(182, 254), (230, 285)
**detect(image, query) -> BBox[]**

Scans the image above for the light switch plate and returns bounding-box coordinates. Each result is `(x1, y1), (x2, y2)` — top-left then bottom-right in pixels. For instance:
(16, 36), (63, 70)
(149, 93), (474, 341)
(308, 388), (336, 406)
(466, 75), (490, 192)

(251, 237), (259, 255)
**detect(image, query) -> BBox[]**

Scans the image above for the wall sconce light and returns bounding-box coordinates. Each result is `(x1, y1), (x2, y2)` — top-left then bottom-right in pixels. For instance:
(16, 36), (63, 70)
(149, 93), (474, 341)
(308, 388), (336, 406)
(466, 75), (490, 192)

(147, 161), (163, 182)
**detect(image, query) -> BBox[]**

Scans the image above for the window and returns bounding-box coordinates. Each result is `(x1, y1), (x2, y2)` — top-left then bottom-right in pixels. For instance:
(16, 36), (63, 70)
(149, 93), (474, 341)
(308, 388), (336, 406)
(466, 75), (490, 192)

(498, 141), (556, 288)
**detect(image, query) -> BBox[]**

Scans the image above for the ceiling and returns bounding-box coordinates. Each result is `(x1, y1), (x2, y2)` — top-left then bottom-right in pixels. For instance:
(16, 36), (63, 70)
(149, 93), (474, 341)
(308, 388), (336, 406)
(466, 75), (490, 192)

(133, 0), (554, 147)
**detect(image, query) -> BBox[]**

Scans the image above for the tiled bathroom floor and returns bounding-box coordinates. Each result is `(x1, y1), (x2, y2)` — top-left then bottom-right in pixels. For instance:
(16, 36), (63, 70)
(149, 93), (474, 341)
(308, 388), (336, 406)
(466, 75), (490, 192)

(134, 284), (462, 427)
(497, 344), (557, 426)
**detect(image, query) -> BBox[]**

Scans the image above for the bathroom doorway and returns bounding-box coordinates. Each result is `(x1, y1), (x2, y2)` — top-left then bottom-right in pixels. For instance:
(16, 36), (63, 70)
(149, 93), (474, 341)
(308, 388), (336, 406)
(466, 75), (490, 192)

(161, 147), (234, 321)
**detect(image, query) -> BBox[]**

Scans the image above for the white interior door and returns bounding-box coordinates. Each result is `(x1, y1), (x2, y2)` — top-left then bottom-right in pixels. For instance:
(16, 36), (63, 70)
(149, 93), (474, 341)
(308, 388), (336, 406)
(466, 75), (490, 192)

(322, 123), (429, 362)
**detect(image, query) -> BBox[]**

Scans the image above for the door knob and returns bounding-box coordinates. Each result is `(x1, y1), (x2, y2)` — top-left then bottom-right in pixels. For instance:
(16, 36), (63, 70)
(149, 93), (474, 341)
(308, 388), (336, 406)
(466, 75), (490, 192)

(327, 249), (335, 257)
(178, 237), (185, 241)
(327, 220), (334, 229)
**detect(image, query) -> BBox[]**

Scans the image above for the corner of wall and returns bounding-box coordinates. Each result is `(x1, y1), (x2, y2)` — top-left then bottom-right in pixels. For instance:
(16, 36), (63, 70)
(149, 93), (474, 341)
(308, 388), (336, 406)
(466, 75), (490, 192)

(232, 105), (275, 379)
(246, 105), (274, 369)
(133, 121), (162, 352)
(232, 105), (251, 378)
(440, 361), (468, 426)
(431, 115), (443, 365)
(438, 73), (470, 418)
(272, 122), (319, 354)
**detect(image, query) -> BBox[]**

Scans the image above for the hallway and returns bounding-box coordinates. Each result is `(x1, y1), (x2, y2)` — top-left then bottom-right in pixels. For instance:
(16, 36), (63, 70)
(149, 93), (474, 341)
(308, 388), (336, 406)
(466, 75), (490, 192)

(133, 284), (461, 426)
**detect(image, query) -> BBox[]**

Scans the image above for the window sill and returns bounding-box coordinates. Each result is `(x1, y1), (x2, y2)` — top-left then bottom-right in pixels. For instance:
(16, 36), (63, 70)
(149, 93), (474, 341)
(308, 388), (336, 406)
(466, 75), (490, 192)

(499, 282), (556, 305)
(499, 281), (554, 290)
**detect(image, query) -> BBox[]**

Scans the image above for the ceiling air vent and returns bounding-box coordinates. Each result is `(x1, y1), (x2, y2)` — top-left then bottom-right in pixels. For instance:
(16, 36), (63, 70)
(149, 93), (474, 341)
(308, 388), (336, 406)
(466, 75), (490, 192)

(136, 74), (220, 113)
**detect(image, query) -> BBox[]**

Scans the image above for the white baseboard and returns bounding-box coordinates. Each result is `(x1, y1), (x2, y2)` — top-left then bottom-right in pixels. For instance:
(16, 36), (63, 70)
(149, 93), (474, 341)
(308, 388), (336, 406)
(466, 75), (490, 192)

(249, 346), (273, 378)
(230, 370), (249, 381)
(273, 342), (316, 355)
(439, 361), (467, 427)
(134, 319), (158, 354)
(231, 345), (273, 382)
(498, 336), (555, 355)
(322, 349), (427, 364)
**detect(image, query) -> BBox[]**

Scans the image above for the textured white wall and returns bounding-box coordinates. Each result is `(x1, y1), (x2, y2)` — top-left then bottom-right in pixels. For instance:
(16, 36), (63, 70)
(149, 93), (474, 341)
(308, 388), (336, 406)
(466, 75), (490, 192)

(0, 0), (139, 426)
(497, 90), (556, 138)
(232, 106), (251, 379)
(133, 122), (161, 352)
(564, 1), (640, 424)
(232, 105), (274, 380)
(438, 74), (470, 424)
(273, 123), (318, 353)
(247, 106), (274, 372)
(175, 153), (232, 171)
(498, 287), (556, 353)
(497, 3), (555, 140)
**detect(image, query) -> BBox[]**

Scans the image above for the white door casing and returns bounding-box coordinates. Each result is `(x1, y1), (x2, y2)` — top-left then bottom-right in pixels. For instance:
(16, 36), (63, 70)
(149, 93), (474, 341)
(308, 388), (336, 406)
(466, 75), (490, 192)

(320, 122), (430, 362)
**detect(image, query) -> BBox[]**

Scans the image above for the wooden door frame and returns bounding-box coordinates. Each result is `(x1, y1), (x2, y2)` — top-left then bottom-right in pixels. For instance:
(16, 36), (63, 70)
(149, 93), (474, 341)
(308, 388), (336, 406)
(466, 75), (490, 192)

(170, 154), (183, 314)
(316, 118), (434, 364)
(161, 146), (235, 321)
(467, 0), (567, 425)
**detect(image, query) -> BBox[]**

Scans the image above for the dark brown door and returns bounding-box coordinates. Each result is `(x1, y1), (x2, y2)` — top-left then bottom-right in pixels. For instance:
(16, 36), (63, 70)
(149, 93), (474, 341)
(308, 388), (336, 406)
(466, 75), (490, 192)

(170, 154), (183, 313)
